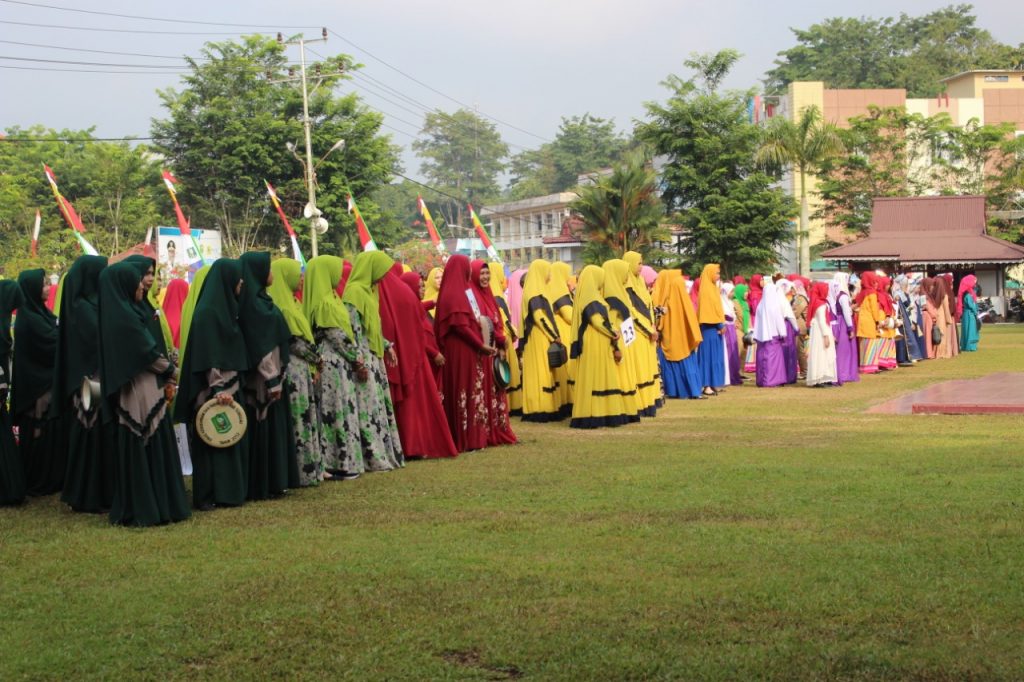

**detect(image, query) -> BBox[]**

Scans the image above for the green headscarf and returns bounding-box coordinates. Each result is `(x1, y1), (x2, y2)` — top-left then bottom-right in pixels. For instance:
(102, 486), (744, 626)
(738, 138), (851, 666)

(238, 252), (292, 367)
(0, 280), (24, 367)
(268, 258), (313, 343)
(52, 272), (67, 316)
(51, 255), (107, 415)
(98, 263), (160, 397)
(302, 256), (352, 337)
(177, 264), (210, 368)
(173, 259), (248, 422)
(341, 251), (393, 357)
(733, 283), (751, 332)
(12, 269), (58, 415)
(122, 255), (174, 355)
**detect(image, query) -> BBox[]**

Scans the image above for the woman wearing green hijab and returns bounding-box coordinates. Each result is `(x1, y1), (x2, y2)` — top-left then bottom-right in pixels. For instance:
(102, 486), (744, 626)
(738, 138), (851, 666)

(51, 255), (115, 513)
(122, 255), (175, 361)
(341, 251), (403, 472)
(238, 252), (296, 500)
(0, 280), (26, 506)
(12, 269), (63, 496)
(268, 258), (325, 487)
(174, 259), (250, 510)
(99, 262), (190, 526)
(302, 255), (364, 479)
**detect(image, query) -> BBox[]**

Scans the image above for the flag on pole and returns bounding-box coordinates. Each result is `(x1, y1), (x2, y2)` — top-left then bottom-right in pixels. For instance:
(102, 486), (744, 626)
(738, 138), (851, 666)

(416, 195), (445, 253)
(72, 230), (99, 256)
(468, 204), (501, 263)
(43, 164), (86, 233)
(265, 180), (307, 266)
(347, 195), (378, 252)
(31, 210), (41, 257)
(161, 169), (206, 264)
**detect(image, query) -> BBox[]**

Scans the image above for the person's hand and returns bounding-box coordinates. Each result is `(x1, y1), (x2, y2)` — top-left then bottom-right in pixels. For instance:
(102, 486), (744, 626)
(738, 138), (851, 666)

(269, 388), (283, 403)
(613, 349), (623, 364)
(164, 382), (177, 402)
(481, 345), (496, 356)
(385, 346), (398, 367)
(433, 353), (446, 367)
(650, 331), (660, 344)
(824, 336), (831, 349)
(498, 347), (506, 360)
(312, 369), (321, 385)
(718, 327), (724, 335)
(356, 366), (369, 383)
(848, 330), (855, 341)
(214, 391), (233, 406)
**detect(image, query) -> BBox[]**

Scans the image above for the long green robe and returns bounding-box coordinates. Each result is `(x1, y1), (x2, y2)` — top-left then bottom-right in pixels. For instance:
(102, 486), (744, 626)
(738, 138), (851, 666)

(960, 293), (980, 352)
(0, 281), (26, 506)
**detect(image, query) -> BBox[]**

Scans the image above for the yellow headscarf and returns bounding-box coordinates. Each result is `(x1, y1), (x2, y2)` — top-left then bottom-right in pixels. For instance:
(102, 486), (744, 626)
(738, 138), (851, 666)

(520, 259), (552, 330)
(569, 264), (609, 355)
(546, 261), (573, 309)
(652, 269), (676, 310)
(623, 251), (653, 313)
(662, 270), (703, 361)
(424, 266), (442, 303)
(601, 259), (633, 317)
(697, 263), (725, 324)
(487, 262), (507, 299)
(177, 264), (211, 369)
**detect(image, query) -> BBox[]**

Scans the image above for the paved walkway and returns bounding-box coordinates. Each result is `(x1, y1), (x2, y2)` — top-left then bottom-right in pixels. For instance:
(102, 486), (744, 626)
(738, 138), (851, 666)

(868, 372), (1024, 415)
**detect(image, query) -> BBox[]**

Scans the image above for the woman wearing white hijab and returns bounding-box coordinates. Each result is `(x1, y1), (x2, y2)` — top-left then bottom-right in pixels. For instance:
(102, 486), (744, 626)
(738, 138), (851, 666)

(753, 280), (789, 387)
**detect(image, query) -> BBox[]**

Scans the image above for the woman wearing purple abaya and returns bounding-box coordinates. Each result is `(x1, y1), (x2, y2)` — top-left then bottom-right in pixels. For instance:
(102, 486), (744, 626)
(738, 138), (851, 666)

(753, 278), (789, 387)
(721, 282), (743, 386)
(828, 272), (859, 384)
(777, 279), (800, 385)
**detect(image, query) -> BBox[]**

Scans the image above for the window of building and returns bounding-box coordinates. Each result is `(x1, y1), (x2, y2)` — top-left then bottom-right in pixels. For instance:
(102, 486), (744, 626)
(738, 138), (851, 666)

(984, 75), (1009, 82)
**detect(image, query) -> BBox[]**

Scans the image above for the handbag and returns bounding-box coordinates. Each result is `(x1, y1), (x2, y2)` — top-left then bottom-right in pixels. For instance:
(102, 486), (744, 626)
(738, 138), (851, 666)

(931, 324), (943, 346)
(547, 341), (568, 369)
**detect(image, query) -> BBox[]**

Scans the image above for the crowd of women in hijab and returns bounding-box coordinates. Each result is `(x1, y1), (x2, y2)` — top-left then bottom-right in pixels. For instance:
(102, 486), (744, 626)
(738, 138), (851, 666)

(0, 247), (984, 525)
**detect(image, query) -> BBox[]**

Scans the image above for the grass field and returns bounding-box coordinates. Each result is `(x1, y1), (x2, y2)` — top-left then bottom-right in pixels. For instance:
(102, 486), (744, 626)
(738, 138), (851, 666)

(2, 326), (1023, 681)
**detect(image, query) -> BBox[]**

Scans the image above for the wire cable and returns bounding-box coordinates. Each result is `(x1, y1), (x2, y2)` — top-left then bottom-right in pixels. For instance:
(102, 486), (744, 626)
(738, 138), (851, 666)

(0, 38), (199, 60)
(0, 63), (184, 74)
(0, 0), (316, 29)
(0, 54), (183, 68)
(0, 19), (274, 35)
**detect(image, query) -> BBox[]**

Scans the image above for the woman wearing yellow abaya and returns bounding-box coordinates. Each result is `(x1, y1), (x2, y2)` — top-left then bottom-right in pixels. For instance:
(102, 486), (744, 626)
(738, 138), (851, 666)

(547, 261), (575, 414)
(623, 251), (662, 413)
(601, 259), (643, 419)
(519, 260), (564, 422)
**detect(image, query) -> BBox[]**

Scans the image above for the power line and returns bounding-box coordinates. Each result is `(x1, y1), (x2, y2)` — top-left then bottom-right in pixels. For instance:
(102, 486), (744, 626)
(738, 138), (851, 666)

(1, 136), (154, 142)
(0, 54), (183, 68)
(0, 63), (184, 74)
(0, 38), (197, 60)
(0, 19), (274, 35)
(0, 0), (317, 29)
(326, 28), (551, 144)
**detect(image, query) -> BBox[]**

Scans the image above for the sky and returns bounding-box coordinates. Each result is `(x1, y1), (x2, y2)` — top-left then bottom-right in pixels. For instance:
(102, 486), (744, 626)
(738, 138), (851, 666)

(1, 0), (1022, 183)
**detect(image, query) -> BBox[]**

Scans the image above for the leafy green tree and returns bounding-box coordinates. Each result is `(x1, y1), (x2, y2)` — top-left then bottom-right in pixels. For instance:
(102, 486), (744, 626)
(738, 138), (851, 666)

(412, 109), (508, 227)
(638, 51), (798, 277)
(765, 6), (1023, 98)
(756, 105), (845, 275)
(508, 114), (629, 199)
(151, 35), (399, 257)
(570, 151), (666, 264)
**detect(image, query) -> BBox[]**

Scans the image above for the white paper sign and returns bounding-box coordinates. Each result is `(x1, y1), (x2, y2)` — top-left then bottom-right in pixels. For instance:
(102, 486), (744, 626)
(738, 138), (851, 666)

(174, 423), (193, 476)
(621, 317), (637, 347)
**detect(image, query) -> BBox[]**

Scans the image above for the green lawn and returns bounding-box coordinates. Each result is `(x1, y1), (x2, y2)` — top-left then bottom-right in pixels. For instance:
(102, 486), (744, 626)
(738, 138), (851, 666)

(2, 326), (1023, 681)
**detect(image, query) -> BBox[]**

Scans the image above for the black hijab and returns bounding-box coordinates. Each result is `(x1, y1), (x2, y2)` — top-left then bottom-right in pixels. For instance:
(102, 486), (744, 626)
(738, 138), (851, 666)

(98, 263), (162, 397)
(12, 269), (58, 415)
(51, 255), (107, 414)
(238, 252), (291, 368)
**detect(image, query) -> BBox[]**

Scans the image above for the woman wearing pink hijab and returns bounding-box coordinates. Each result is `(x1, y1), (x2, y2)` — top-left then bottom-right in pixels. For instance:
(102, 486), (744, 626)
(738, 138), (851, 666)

(505, 268), (528, 338)
(957, 274), (980, 352)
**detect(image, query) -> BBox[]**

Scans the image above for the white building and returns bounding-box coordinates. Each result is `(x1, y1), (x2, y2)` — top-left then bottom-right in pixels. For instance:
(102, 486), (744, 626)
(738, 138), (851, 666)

(480, 192), (584, 270)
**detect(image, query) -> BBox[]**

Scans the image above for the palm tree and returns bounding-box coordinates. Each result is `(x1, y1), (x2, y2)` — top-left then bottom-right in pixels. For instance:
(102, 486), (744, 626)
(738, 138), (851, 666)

(570, 151), (666, 264)
(756, 105), (845, 276)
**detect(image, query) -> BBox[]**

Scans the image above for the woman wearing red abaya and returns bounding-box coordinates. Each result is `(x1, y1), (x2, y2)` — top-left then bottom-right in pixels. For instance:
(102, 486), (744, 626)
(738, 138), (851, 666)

(470, 260), (517, 446)
(434, 255), (495, 452)
(378, 265), (457, 459)
(401, 272), (445, 389)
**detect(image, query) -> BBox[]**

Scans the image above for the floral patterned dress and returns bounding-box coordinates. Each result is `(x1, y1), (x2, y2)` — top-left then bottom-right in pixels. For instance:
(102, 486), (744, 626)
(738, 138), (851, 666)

(344, 304), (404, 472)
(315, 327), (365, 476)
(286, 337), (326, 486)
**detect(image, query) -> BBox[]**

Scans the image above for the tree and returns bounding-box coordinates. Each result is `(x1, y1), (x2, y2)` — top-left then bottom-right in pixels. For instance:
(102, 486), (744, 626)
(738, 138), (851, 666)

(756, 105), (845, 275)
(151, 35), (399, 257)
(638, 51), (798, 277)
(570, 151), (667, 264)
(507, 114), (629, 199)
(765, 6), (1024, 98)
(412, 109), (508, 228)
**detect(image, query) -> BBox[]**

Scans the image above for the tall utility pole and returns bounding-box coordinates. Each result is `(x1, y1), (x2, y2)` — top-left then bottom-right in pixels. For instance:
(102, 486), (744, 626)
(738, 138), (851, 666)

(278, 29), (330, 258)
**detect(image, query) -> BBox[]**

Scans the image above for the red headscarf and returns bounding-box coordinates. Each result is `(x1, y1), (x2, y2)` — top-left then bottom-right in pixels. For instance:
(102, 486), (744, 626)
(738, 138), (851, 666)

(45, 278), (58, 311)
(855, 271), (879, 307)
(162, 278), (189, 348)
(334, 260), (353, 298)
(876, 276), (895, 315)
(732, 275), (747, 285)
(690, 276), (700, 310)
(377, 263), (425, 403)
(956, 274), (977, 321)
(805, 281), (832, 327)
(747, 274), (764, 317)
(434, 254), (478, 347)
(469, 260), (504, 346)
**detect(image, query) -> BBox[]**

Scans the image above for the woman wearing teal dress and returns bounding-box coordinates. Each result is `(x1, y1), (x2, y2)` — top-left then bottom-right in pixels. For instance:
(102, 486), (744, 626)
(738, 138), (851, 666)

(238, 252), (296, 500)
(341, 251), (404, 472)
(13, 269), (63, 496)
(268, 258), (325, 487)
(303, 256), (365, 479)
(99, 262), (191, 527)
(174, 259), (250, 510)
(0, 281), (26, 506)
(53, 255), (115, 513)
(957, 274), (980, 352)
